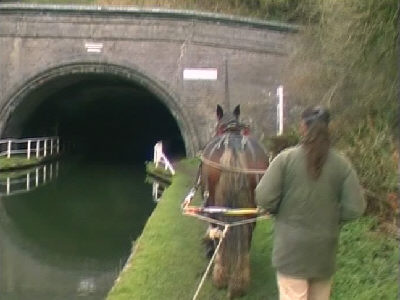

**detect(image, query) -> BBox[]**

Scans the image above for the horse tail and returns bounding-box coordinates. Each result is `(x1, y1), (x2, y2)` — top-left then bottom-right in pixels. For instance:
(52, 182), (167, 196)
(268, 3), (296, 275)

(212, 148), (254, 298)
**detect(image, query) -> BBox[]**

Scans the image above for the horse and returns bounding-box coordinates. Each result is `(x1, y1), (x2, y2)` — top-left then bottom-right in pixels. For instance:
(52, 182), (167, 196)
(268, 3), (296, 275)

(199, 104), (268, 299)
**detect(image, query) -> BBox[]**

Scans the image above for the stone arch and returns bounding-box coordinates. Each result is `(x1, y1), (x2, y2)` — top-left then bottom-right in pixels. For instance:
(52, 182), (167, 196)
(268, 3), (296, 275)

(0, 61), (199, 156)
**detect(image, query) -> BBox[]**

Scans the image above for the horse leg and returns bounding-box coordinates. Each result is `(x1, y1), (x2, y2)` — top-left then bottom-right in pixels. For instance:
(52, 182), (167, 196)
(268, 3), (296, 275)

(227, 225), (252, 299)
(227, 253), (250, 299)
(202, 177), (218, 259)
(212, 237), (229, 289)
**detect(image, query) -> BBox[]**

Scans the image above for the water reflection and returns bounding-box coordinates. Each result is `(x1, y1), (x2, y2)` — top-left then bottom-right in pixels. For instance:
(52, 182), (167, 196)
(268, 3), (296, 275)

(0, 162), (59, 196)
(0, 159), (155, 299)
(77, 277), (96, 297)
(145, 176), (169, 202)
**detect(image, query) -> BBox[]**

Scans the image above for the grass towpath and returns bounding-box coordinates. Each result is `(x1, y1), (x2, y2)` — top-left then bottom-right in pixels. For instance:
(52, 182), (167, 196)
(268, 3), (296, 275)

(107, 159), (398, 300)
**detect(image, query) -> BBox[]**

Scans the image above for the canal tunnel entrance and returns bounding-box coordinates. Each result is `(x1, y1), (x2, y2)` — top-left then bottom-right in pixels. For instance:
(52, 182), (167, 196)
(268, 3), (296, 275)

(3, 70), (186, 163)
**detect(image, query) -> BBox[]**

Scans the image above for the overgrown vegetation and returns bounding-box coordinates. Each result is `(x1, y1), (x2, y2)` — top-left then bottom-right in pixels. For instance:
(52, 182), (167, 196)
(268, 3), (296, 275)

(282, 0), (398, 225)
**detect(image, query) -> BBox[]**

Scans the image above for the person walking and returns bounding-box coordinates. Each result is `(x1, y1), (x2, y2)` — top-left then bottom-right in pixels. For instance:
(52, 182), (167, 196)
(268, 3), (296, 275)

(255, 106), (365, 300)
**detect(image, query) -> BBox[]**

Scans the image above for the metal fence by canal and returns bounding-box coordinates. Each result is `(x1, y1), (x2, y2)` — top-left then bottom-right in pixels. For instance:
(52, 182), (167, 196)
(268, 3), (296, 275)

(0, 137), (60, 159)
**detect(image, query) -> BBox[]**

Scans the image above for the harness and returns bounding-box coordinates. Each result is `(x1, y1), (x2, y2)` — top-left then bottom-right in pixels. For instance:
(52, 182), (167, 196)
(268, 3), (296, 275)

(200, 154), (267, 174)
(217, 121), (250, 136)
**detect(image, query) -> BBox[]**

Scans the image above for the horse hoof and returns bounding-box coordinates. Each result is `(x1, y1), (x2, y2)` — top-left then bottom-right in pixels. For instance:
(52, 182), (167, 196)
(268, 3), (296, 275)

(212, 272), (228, 289)
(214, 283), (228, 290)
(204, 242), (215, 259)
(212, 274), (228, 289)
(227, 289), (245, 299)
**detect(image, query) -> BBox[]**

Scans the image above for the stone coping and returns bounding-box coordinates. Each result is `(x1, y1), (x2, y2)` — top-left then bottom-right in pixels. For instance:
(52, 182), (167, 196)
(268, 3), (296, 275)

(0, 3), (299, 32)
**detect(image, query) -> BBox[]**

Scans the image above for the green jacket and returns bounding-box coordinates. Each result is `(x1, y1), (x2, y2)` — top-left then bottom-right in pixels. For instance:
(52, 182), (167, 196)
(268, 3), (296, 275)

(255, 145), (365, 278)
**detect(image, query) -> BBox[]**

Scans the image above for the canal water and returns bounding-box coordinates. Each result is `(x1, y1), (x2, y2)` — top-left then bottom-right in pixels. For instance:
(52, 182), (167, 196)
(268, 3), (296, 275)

(0, 158), (156, 299)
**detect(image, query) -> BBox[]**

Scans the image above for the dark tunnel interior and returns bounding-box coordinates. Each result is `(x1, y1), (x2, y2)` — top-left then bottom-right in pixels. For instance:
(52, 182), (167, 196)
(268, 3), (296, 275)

(7, 73), (186, 163)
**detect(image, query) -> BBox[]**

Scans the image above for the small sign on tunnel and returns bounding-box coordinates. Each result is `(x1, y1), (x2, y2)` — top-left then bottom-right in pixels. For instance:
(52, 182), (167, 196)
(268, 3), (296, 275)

(85, 42), (103, 53)
(183, 68), (218, 80)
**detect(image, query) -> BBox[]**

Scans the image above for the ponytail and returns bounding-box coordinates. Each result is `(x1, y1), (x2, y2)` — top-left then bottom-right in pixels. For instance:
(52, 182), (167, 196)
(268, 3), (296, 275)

(301, 107), (331, 180)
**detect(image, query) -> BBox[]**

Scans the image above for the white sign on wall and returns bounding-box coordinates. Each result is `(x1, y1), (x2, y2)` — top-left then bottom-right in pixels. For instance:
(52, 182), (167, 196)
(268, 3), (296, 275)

(183, 68), (218, 80)
(85, 42), (103, 53)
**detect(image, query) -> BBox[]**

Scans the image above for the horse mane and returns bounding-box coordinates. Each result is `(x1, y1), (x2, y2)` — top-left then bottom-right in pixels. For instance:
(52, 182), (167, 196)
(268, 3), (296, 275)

(214, 145), (252, 209)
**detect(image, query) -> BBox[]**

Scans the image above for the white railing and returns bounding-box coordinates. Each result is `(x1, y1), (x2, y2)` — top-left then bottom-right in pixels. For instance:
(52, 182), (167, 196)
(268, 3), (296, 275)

(146, 176), (168, 203)
(0, 136), (60, 159)
(153, 141), (175, 175)
(0, 161), (59, 196)
(152, 181), (164, 203)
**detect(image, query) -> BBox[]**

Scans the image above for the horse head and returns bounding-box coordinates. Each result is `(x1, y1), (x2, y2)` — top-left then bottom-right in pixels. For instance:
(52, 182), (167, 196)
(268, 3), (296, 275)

(215, 105), (249, 136)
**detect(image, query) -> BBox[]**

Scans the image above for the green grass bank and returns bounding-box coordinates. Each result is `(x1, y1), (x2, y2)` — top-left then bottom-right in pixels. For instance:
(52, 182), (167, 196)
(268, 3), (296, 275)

(0, 156), (42, 171)
(107, 159), (398, 300)
(145, 161), (173, 183)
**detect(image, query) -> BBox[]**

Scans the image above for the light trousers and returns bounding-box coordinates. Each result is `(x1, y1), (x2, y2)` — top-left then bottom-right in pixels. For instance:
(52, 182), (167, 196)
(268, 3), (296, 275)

(277, 272), (332, 300)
